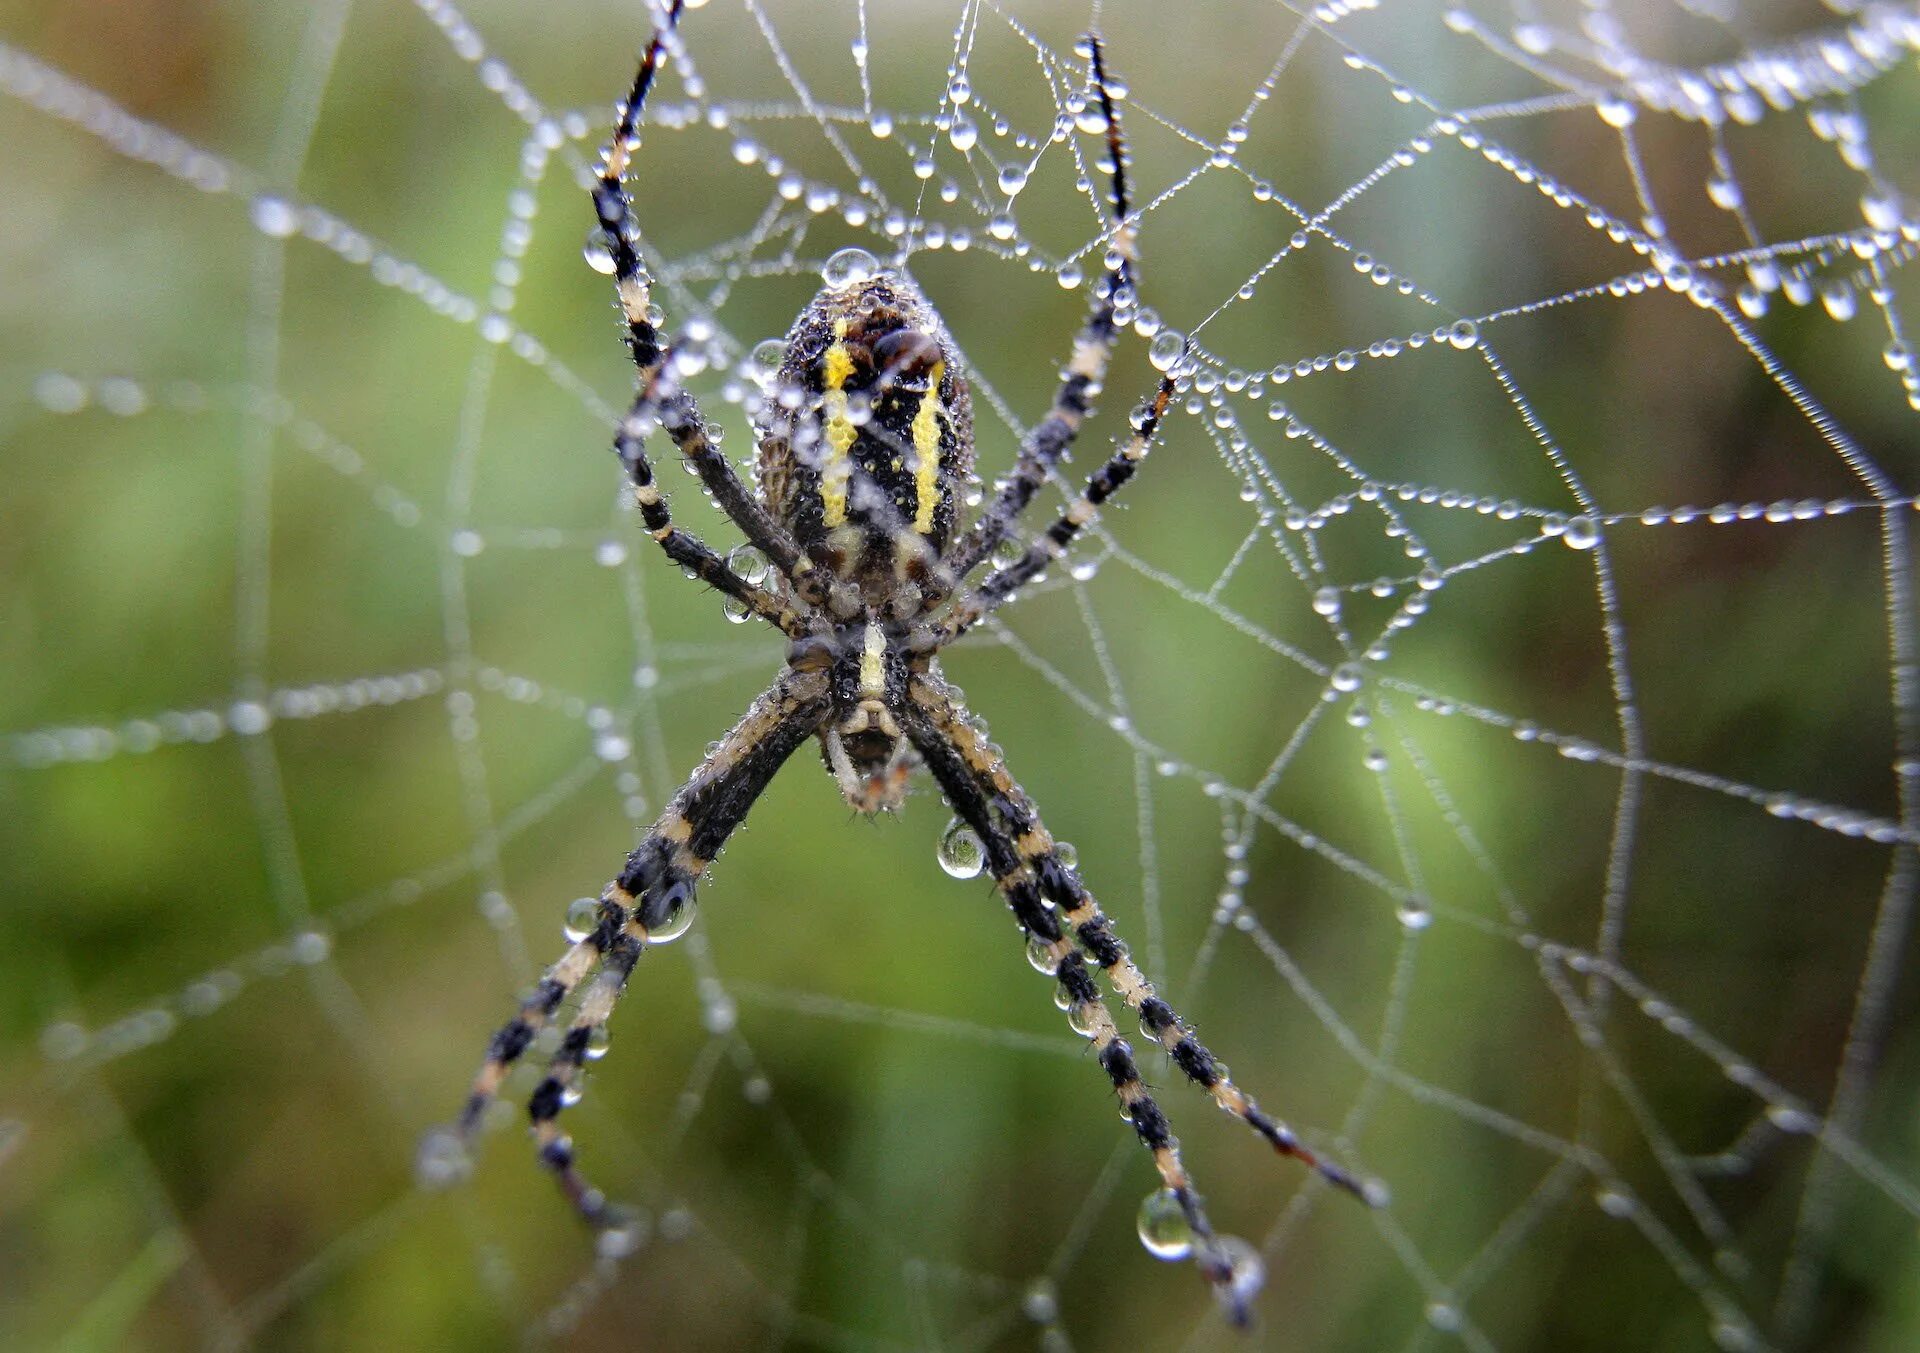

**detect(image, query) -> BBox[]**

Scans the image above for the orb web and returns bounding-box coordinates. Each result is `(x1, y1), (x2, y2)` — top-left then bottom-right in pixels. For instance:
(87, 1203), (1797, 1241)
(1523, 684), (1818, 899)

(2, 1), (1917, 1349)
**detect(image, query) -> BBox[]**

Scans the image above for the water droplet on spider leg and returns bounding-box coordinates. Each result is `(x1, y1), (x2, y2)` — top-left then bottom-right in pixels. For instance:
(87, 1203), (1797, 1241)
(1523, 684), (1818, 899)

(747, 338), (786, 382)
(1051, 840), (1078, 870)
(582, 229), (615, 275)
(1136, 1188), (1196, 1260)
(1026, 935), (1061, 974)
(1214, 1235), (1267, 1311)
(584, 1025), (611, 1060)
(821, 246), (880, 289)
(721, 596), (751, 624)
(645, 882), (698, 943)
(563, 897), (600, 943)
(937, 818), (985, 878)
(727, 544), (770, 585)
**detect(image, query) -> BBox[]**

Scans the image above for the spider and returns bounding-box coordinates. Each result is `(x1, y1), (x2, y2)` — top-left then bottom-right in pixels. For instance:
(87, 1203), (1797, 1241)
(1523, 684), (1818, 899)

(430, 0), (1379, 1322)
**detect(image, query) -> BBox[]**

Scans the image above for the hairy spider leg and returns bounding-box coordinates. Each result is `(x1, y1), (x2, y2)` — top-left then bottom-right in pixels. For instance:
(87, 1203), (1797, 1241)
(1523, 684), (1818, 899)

(900, 694), (1256, 1322)
(450, 672), (830, 1231)
(594, 0), (829, 610)
(909, 672), (1380, 1210)
(613, 359), (805, 637)
(937, 369), (1178, 646)
(943, 32), (1139, 582)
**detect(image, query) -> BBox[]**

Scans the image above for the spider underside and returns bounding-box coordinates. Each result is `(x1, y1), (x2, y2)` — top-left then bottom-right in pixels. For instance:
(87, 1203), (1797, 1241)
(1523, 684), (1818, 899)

(433, 1), (1378, 1323)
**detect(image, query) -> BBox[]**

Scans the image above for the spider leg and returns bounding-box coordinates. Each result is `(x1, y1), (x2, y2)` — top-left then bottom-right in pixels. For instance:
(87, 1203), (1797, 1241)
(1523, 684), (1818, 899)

(435, 669), (830, 1233)
(614, 359), (807, 638)
(595, 0), (829, 610)
(898, 689), (1257, 1320)
(942, 32), (1138, 583)
(930, 368), (1178, 646)
(905, 672), (1381, 1228)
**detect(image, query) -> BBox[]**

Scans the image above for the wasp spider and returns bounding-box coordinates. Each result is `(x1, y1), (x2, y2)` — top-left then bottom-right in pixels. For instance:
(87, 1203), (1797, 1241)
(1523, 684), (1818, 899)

(429, 0), (1380, 1321)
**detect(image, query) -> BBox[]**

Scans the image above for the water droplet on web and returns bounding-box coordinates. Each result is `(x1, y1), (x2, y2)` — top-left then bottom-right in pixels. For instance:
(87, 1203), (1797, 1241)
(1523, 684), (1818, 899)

(1148, 330), (1186, 372)
(1446, 318), (1480, 349)
(1562, 515), (1600, 550)
(414, 1128), (472, 1190)
(997, 163), (1028, 194)
(1331, 662), (1363, 693)
(1396, 901), (1432, 930)
(250, 195), (298, 238)
(564, 896), (599, 943)
(987, 211), (1017, 240)
(938, 818), (985, 878)
(1312, 586), (1341, 617)
(1136, 1188), (1195, 1259)
(595, 1203), (647, 1260)
(1596, 96), (1636, 128)
(821, 246), (879, 289)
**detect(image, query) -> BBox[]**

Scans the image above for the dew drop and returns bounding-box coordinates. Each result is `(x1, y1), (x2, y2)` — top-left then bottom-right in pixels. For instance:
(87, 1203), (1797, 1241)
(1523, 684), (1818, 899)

(564, 896), (600, 943)
(414, 1128), (472, 1190)
(1148, 330), (1187, 372)
(583, 229), (615, 275)
(1311, 585), (1342, 617)
(595, 1203), (647, 1260)
(938, 818), (986, 878)
(1396, 901), (1433, 930)
(1216, 1235), (1267, 1309)
(1330, 662), (1363, 693)
(1026, 935), (1060, 974)
(250, 195), (298, 238)
(727, 543), (770, 585)
(1562, 515), (1600, 550)
(997, 163), (1029, 194)
(1136, 1188), (1195, 1260)
(721, 596), (751, 624)
(1446, 318), (1480, 350)
(646, 883), (697, 943)
(821, 246), (880, 289)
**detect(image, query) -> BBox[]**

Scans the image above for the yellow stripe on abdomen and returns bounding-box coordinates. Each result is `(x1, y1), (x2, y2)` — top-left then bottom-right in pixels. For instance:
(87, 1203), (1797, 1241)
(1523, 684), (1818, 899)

(820, 319), (857, 527)
(910, 359), (945, 533)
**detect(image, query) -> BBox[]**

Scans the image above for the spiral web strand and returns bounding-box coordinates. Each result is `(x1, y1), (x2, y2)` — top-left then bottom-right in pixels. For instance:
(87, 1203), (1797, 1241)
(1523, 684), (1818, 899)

(2, 0), (1917, 1348)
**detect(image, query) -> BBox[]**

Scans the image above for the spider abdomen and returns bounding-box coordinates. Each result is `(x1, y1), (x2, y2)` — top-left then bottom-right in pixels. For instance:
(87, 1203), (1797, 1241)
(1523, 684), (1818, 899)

(758, 261), (975, 618)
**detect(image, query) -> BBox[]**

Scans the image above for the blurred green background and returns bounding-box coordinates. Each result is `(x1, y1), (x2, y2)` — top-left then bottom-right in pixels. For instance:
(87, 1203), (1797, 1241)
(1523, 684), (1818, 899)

(1, 0), (1917, 1349)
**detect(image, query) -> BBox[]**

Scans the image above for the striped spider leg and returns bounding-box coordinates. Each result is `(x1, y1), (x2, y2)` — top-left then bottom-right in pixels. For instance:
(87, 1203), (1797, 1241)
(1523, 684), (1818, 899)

(900, 672), (1380, 1321)
(942, 33), (1140, 586)
(428, 670), (830, 1237)
(592, 0), (835, 619)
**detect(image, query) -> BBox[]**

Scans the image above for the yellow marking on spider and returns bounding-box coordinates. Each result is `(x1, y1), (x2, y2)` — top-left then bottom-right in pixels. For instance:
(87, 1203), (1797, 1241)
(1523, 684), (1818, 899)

(820, 318), (857, 527)
(859, 622), (885, 698)
(910, 360), (946, 532)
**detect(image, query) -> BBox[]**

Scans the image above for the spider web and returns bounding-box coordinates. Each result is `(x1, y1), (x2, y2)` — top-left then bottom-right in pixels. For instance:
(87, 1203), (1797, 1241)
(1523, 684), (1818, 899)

(2, 0), (1917, 1347)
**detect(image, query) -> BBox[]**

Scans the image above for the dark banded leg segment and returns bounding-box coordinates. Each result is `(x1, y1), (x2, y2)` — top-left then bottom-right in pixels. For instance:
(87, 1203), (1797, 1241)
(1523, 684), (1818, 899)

(943, 33), (1139, 583)
(900, 698), (1253, 1322)
(909, 672), (1381, 1209)
(935, 370), (1177, 646)
(613, 377), (803, 637)
(438, 670), (830, 1233)
(593, 2), (828, 611)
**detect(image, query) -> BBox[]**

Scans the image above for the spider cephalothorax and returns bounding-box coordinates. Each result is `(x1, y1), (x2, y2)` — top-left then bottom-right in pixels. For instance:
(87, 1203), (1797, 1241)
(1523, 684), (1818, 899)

(436, 3), (1379, 1324)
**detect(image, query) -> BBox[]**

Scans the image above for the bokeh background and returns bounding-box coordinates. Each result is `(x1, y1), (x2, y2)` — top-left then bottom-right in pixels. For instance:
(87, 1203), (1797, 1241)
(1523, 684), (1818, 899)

(2, 0), (1917, 1349)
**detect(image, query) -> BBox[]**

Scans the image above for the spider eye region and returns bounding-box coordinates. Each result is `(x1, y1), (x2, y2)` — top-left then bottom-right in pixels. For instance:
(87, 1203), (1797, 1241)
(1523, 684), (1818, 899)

(757, 272), (976, 606)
